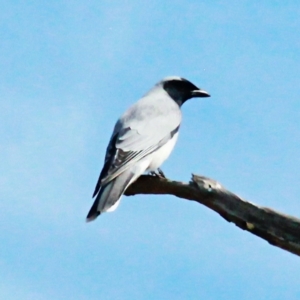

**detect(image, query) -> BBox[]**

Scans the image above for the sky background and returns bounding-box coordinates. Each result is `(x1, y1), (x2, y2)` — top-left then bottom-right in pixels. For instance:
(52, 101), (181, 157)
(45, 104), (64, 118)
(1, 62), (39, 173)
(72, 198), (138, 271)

(1, 1), (300, 299)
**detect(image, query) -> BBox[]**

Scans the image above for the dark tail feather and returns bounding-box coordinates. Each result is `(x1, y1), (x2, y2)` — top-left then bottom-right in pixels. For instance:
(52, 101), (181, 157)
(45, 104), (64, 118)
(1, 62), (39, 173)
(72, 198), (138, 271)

(86, 170), (135, 222)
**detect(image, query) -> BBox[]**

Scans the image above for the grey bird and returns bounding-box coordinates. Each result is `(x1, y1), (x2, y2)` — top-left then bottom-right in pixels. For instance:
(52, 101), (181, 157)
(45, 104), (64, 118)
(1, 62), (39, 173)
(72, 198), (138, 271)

(86, 76), (210, 221)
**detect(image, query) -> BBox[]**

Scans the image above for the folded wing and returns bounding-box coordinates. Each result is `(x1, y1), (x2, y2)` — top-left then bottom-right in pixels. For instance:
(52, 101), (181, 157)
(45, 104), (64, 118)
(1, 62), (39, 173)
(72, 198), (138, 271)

(92, 97), (181, 198)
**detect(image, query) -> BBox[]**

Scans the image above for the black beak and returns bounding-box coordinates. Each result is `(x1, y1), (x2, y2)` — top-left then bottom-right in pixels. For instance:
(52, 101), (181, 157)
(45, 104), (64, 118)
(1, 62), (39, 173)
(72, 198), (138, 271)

(191, 89), (210, 98)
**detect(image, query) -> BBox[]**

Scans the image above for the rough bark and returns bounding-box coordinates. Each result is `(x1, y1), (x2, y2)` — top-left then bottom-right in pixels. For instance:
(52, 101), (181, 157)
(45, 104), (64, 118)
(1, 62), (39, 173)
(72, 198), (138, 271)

(125, 174), (300, 256)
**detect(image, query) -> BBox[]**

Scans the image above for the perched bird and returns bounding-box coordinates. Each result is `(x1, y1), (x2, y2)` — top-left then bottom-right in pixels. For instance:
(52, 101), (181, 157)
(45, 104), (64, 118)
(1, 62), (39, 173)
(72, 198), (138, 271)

(86, 76), (210, 221)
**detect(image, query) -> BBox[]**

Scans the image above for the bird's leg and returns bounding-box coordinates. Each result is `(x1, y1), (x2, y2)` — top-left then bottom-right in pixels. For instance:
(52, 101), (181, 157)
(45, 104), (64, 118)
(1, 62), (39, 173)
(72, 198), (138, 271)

(149, 168), (166, 178)
(157, 168), (166, 178)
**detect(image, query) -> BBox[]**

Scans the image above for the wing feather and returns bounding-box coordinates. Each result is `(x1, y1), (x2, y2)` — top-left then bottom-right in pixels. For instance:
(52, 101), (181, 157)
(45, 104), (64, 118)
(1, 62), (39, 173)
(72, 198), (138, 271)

(93, 92), (181, 197)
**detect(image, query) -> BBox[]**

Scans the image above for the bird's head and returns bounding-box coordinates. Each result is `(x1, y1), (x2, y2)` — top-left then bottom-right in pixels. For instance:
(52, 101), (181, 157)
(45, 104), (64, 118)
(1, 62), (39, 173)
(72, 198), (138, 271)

(159, 76), (210, 106)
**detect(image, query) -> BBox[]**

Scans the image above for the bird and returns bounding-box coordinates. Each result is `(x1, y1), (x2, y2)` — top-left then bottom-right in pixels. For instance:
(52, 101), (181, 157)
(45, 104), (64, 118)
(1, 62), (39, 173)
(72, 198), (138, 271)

(86, 76), (210, 221)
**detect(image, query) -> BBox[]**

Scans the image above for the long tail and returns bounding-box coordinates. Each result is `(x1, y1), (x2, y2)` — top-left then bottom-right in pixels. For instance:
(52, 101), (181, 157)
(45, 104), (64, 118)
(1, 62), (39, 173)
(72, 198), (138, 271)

(86, 170), (135, 222)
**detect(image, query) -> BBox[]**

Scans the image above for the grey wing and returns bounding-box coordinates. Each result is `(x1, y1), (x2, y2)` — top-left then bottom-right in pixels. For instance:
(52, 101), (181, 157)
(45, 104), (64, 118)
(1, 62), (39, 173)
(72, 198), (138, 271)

(92, 123), (179, 197)
(92, 131), (119, 197)
(92, 96), (182, 197)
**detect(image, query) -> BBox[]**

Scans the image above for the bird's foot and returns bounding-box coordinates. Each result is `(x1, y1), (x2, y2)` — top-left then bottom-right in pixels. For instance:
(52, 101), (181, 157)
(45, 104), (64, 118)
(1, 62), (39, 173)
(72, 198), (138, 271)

(149, 168), (166, 178)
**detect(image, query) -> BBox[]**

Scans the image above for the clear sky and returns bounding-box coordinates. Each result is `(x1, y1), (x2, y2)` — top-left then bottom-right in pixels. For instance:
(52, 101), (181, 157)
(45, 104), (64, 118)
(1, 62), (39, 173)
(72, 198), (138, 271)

(1, 1), (300, 299)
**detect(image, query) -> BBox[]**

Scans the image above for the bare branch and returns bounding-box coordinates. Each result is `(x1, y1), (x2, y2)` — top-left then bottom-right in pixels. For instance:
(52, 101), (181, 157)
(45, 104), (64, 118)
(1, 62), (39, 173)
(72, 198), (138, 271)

(125, 174), (300, 256)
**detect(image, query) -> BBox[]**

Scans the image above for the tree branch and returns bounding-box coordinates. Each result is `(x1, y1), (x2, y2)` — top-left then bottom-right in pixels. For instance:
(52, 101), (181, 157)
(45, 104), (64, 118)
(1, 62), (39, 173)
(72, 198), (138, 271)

(125, 174), (300, 256)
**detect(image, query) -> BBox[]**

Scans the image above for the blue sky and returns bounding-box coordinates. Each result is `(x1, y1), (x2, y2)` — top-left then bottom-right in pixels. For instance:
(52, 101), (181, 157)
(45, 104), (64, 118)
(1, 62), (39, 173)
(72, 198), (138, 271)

(1, 1), (300, 299)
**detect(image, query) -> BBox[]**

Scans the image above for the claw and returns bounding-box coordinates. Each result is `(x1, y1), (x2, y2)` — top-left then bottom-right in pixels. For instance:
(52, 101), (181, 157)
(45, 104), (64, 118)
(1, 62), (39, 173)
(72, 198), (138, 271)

(157, 168), (166, 178)
(149, 168), (166, 178)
